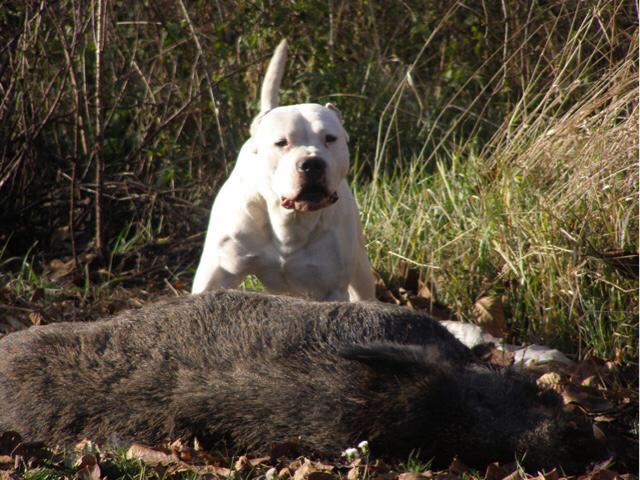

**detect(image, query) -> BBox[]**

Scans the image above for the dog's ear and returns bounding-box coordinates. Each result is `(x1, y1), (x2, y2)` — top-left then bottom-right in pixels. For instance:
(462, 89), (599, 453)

(250, 109), (271, 139)
(325, 103), (344, 123)
(325, 103), (349, 142)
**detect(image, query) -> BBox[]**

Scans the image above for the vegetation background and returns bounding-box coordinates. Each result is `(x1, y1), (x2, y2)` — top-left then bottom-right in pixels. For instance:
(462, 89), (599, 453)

(0, 0), (637, 363)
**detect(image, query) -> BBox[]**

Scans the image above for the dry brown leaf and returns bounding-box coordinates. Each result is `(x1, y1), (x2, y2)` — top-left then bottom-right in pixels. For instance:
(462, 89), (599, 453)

(28, 312), (45, 326)
(173, 280), (188, 290)
(193, 437), (204, 451)
(417, 280), (434, 301)
(279, 466), (294, 479)
(448, 456), (469, 475)
(586, 469), (625, 480)
(250, 456), (271, 466)
(347, 466), (360, 480)
(484, 462), (509, 480)
(234, 455), (251, 473)
(476, 344), (515, 367)
(374, 272), (401, 305)
(560, 384), (615, 413)
(473, 296), (507, 338)
(0, 455), (13, 466)
(537, 372), (564, 390)
(76, 454), (101, 480)
(501, 468), (527, 480)
(581, 376), (601, 388)
(570, 359), (607, 386)
(398, 473), (430, 480)
(292, 458), (336, 480)
(200, 465), (234, 477)
(541, 468), (560, 480)
(126, 444), (180, 465)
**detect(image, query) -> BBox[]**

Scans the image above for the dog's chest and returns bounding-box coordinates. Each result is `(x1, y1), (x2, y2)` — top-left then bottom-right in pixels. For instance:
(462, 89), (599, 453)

(256, 231), (349, 299)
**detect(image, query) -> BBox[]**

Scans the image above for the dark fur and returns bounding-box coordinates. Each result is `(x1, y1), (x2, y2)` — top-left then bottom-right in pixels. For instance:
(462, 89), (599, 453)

(0, 291), (606, 470)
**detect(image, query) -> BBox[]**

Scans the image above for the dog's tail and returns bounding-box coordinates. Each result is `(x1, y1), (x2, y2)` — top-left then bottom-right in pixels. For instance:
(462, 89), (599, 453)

(260, 39), (288, 113)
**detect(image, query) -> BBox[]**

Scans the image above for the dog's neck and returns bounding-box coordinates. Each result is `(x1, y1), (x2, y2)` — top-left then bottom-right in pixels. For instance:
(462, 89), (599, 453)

(265, 198), (335, 254)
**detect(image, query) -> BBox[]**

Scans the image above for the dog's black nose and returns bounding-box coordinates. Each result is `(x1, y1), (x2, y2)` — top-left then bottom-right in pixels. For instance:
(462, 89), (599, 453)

(298, 157), (326, 181)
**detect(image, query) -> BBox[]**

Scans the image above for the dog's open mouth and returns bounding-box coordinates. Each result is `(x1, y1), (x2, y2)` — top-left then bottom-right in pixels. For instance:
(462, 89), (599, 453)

(281, 184), (338, 212)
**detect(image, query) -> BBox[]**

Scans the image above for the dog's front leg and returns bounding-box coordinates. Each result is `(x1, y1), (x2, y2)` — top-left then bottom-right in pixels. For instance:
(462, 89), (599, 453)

(347, 248), (377, 301)
(192, 245), (243, 294)
(321, 289), (350, 302)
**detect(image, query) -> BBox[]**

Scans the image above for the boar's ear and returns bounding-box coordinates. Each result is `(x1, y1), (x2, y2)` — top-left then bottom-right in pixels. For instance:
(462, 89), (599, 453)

(340, 343), (444, 372)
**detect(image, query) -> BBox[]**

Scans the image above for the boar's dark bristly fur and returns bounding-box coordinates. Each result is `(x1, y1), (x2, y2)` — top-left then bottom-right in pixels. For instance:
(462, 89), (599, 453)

(0, 290), (607, 471)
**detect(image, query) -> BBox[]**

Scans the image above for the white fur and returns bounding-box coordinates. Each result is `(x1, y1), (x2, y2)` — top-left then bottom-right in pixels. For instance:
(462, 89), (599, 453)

(192, 40), (376, 301)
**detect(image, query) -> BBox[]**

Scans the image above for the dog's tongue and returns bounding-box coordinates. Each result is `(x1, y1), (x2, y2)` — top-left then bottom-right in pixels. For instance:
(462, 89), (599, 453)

(281, 192), (338, 212)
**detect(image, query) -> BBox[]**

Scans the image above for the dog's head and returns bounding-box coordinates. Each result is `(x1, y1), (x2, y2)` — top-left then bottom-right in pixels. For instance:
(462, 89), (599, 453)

(250, 103), (349, 212)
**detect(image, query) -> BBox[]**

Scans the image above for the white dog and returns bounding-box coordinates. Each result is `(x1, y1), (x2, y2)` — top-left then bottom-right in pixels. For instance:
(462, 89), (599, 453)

(192, 40), (375, 301)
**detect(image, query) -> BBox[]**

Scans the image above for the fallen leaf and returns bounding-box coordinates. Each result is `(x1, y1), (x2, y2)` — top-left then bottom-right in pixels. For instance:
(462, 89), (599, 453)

(398, 473), (430, 480)
(28, 311), (45, 326)
(200, 465), (234, 477)
(541, 468), (560, 480)
(279, 466), (294, 479)
(347, 466), (360, 480)
(417, 280), (434, 301)
(537, 372), (564, 389)
(560, 384), (615, 413)
(448, 456), (469, 475)
(581, 376), (601, 388)
(370, 459), (391, 473)
(592, 424), (607, 442)
(376, 282), (401, 305)
(293, 459), (336, 480)
(484, 462), (509, 480)
(235, 455), (252, 473)
(473, 296), (507, 338)
(479, 345), (515, 367)
(126, 444), (179, 465)
(76, 454), (101, 480)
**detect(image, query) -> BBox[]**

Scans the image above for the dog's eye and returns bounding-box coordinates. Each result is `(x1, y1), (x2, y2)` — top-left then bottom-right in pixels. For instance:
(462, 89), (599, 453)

(325, 134), (337, 143)
(275, 139), (288, 147)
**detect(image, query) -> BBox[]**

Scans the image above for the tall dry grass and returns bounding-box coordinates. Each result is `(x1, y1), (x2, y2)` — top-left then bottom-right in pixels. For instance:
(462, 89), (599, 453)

(359, 5), (638, 359)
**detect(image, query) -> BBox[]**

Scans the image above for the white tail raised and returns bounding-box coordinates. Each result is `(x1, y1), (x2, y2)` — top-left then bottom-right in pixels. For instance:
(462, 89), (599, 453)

(259, 39), (288, 113)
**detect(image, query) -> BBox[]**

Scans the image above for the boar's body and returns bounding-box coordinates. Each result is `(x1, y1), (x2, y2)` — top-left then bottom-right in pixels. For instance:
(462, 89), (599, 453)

(0, 290), (603, 470)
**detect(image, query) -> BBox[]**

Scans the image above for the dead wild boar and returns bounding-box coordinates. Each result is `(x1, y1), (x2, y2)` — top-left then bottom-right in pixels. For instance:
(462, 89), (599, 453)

(0, 290), (607, 471)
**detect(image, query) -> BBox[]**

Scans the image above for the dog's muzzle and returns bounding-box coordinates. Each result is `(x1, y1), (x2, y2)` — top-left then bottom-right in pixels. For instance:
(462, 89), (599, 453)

(281, 186), (339, 212)
(280, 157), (338, 212)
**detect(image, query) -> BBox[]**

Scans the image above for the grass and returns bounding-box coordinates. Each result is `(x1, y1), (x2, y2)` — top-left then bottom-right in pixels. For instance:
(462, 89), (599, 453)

(397, 451), (433, 473)
(354, 12), (638, 360)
